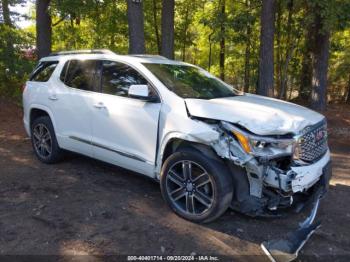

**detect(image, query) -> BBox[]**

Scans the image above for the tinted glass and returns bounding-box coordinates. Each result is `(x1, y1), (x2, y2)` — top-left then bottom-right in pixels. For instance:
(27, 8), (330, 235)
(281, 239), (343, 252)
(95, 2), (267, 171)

(59, 61), (69, 82)
(30, 61), (58, 82)
(143, 63), (241, 99)
(65, 60), (98, 91)
(101, 61), (148, 97)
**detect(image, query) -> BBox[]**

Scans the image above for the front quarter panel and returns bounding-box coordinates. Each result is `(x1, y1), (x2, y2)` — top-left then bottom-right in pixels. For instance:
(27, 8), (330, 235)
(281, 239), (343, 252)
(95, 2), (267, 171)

(155, 98), (220, 177)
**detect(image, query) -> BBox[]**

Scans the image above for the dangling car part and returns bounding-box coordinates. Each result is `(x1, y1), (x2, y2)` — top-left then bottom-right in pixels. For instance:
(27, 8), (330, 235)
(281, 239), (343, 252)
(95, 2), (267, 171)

(261, 187), (323, 262)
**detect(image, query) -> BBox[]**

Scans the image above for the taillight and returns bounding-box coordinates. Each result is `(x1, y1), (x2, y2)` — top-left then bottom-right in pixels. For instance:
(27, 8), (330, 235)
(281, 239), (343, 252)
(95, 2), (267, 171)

(21, 84), (26, 92)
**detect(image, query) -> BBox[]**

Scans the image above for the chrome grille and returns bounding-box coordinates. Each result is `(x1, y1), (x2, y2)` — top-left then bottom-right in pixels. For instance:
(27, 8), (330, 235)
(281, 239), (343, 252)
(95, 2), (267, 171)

(298, 121), (328, 163)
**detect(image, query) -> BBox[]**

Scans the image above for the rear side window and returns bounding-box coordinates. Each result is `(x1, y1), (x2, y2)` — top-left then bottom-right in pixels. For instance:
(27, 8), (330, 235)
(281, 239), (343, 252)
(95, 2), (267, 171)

(30, 61), (58, 82)
(63, 60), (98, 91)
(59, 61), (69, 82)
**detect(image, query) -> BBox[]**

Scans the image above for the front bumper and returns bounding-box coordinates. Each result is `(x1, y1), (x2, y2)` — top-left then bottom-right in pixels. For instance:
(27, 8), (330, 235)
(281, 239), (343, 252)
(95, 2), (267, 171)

(229, 151), (332, 217)
(260, 165), (331, 262)
(291, 150), (331, 193)
(263, 150), (331, 194)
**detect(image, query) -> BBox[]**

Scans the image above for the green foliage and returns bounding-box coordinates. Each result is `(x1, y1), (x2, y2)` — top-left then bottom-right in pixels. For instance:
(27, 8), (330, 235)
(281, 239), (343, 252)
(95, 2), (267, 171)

(0, 22), (35, 100)
(1, 0), (350, 103)
(51, 0), (128, 52)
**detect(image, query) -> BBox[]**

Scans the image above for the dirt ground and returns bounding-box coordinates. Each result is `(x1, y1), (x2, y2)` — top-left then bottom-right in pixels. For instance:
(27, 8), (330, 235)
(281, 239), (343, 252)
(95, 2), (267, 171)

(0, 98), (349, 261)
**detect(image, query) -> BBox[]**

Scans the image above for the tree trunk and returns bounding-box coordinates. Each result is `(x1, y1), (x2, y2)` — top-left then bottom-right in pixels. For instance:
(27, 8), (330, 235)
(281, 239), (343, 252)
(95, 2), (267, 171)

(181, 4), (189, 61)
(258, 0), (275, 97)
(208, 31), (214, 72)
(310, 34), (330, 111)
(244, 0), (251, 93)
(310, 13), (330, 111)
(275, 0), (282, 97)
(1, 0), (11, 26)
(346, 73), (350, 104)
(299, 28), (313, 100)
(219, 0), (226, 81)
(36, 0), (52, 59)
(161, 0), (175, 59)
(93, 2), (102, 48)
(280, 44), (296, 99)
(345, 74), (350, 104)
(1, 0), (15, 71)
(279, 0), (294, 100)
(127, 0), (145, 54)
(152, 0), (161, 54)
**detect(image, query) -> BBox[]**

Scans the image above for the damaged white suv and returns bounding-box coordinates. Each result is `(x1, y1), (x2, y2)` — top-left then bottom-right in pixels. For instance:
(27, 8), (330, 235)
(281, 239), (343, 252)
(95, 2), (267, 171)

(23, 50), (331, 223)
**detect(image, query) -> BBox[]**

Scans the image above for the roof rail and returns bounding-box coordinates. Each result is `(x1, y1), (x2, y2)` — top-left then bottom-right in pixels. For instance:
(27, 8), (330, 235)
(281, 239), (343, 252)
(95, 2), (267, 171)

(49, 49), (116, 56)
(129, 54), (168, 59)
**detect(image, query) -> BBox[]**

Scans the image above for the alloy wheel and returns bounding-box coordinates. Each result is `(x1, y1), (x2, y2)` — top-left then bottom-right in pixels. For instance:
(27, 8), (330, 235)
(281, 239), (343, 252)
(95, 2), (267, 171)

(32, 123), (52, 159)
(165, 160), (214, 216)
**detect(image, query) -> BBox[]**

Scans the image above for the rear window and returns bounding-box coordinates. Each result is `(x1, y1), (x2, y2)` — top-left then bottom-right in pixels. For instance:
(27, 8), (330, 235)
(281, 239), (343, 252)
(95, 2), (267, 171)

(63, 60), (98, 91)
(59, 61), (69, 82)
(30, 61), (58, 82)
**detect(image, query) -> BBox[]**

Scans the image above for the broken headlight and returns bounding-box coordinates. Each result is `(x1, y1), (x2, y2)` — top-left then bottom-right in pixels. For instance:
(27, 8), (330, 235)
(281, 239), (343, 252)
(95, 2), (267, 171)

(222, 122), (295, 158)
(241, 133), (294, 157)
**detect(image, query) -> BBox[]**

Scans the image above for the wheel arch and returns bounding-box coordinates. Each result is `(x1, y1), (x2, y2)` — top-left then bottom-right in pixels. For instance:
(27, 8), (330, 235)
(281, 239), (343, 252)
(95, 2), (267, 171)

(29, 105), (56, 136)
(156, 132), (222, 178)
(163, 139), (220, 163)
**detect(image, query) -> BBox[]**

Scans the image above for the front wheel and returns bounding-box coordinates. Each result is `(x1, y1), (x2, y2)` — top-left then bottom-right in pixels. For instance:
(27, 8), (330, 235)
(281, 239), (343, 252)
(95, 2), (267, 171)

(160, 147), (233, 223)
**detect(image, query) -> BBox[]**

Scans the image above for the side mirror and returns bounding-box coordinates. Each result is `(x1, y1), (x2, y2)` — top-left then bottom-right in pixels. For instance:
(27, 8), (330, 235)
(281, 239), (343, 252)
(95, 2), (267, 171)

(128, 84), (158, 102)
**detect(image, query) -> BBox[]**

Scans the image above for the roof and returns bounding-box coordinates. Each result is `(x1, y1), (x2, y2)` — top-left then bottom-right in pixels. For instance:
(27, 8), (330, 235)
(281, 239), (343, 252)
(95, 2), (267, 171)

(48, 49), (115, 56)
(40, 49), (186, 65)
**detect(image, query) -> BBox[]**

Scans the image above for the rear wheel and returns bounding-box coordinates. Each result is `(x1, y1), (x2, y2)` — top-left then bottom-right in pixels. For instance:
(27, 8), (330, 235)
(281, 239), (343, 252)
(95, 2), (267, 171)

(160, 147), (233, 223)
(31, 116), (64, 164)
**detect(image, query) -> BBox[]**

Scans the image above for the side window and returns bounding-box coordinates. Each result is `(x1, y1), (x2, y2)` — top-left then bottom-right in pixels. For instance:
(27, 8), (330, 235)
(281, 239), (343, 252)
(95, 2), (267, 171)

(64, 60), (98, 91)
(101, 61), (148, 97)
(59, 61), (69, 82)
(30, 61), (58, 82)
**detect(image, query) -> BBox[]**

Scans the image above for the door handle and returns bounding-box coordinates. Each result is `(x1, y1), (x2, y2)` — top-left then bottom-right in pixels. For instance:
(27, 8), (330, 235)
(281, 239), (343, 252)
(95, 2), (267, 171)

(93, 102), (106, 109)
(48, 94), (58, 101)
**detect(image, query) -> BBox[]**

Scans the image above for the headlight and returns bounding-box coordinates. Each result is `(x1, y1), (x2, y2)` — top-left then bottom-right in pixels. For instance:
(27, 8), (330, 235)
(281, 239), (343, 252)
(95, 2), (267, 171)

(292, 138), (302, 160)
(223, 122), (295, 158)
(232, 130), (252, 153)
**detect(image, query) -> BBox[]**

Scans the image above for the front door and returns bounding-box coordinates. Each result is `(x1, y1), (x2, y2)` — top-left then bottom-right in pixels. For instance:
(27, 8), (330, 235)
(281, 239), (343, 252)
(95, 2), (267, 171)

(91, 60), (161, 177)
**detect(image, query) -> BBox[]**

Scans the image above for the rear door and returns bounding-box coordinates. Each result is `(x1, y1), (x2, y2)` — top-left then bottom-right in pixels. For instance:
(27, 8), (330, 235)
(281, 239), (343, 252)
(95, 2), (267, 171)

(91, 60), (161, 176)
(24, 61), (59, 135)
(26, 61), (59, 102)
(49, 59), (99, 157)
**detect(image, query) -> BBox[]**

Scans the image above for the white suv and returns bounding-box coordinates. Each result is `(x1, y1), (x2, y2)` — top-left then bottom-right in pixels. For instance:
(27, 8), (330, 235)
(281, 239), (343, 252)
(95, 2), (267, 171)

(23, 50), (331, 223)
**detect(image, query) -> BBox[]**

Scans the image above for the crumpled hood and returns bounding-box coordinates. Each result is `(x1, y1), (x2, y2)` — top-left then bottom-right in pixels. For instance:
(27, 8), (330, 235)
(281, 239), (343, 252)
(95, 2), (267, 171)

(185, 94), (325, 136)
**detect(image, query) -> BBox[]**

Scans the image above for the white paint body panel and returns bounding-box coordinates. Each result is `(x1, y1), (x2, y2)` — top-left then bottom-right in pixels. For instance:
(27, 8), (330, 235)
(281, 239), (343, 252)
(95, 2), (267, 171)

(90, 92), (161, 176)
(23, 53), (329, 192)
(185, 93), (325, 135)
(291, 150), (331, 193)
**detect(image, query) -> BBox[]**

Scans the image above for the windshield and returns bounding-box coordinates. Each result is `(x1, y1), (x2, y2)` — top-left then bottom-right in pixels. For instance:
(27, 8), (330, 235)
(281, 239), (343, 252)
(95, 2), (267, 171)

(143, 63), (241, 99)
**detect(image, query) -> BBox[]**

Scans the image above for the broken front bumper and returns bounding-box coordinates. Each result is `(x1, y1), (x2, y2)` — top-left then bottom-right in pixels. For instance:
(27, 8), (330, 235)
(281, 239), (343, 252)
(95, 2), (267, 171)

(228, 150), (332, 217)
(264, 150), (331, 194)
(260, 165), (331, 262)
(291, 151), (331, 193)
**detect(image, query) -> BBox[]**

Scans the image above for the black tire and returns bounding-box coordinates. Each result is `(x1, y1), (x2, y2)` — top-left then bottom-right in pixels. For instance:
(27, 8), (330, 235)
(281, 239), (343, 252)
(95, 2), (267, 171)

(160, 147), (233, 223)
(31, 116), (64, 164)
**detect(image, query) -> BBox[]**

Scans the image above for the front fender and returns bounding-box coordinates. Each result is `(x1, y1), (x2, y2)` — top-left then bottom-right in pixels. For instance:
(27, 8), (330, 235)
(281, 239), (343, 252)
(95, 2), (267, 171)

(155, 129), (220, 178)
